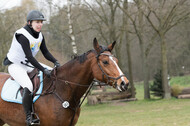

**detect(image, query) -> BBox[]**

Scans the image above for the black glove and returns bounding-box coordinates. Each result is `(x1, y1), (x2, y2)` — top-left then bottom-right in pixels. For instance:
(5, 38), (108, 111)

(54, 61), (60, 68)
(43, 68), (51, 78)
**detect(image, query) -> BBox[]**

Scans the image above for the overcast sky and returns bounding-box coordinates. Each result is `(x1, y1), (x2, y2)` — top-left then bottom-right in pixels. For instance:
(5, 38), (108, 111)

(0, 0), (65, 11)
(0, 0), (21, 10)
(0, 0), (133, 11)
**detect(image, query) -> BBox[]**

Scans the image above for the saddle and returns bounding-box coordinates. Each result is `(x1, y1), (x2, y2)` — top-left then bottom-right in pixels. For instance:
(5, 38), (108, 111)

(11, 68), (41, 97)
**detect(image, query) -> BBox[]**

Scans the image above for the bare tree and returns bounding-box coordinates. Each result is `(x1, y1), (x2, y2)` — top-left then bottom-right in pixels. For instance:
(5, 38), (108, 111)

(141, 0), (190, 99)
(117, 0), (153, 99)
(67, 0), (77, 55)
(83, 0), (121, 58)
(116, 0), (190, 99)
(83, 0), (136, 97)
(122, 0), (135, 98)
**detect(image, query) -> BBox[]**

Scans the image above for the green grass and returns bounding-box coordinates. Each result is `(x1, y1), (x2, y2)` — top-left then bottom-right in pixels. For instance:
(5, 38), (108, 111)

(76, 75), (190, 126)
(77, 99), (190, 126)
(170, 75), (190, 87)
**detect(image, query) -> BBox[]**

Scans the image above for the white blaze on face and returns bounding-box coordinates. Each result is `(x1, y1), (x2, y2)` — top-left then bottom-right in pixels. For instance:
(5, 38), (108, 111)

(109, 56), (125, 82)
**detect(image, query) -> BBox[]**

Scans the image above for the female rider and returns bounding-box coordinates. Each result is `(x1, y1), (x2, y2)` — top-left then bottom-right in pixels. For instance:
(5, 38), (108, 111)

(3, 10), (60, 125)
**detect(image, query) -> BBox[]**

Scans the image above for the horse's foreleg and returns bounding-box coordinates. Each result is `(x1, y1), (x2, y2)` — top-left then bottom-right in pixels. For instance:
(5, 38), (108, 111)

(0, 119), (5, 126)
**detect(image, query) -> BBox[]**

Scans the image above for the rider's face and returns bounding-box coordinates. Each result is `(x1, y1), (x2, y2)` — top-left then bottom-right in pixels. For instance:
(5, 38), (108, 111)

(31, 20), (43, 32)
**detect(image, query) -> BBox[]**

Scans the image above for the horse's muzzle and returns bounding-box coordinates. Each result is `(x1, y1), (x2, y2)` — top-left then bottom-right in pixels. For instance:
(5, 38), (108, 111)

(116, 81), (128, 92)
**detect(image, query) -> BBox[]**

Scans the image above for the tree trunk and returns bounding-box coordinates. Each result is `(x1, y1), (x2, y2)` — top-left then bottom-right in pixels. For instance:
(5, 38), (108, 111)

(138, 37), (150, 99)
(143, 58), (150, 99)
(67, 0), (77, 55)
(160, 34), (171, 99)
(124, 0), (135, 98)
(136, 0), (150, 99)
(126, 39), (135, 98)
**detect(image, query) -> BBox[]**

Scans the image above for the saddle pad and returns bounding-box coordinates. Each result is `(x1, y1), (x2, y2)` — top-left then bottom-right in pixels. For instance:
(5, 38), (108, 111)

(1, 71), (43, 104)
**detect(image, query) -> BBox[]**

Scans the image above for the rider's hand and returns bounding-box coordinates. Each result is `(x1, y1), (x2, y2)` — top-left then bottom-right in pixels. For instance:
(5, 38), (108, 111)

(54, 61), (60, 68)
(43, 68), (51, 78)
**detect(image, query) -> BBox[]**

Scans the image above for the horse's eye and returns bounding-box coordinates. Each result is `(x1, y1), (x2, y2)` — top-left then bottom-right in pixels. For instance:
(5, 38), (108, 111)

(102, 60), (109, 65)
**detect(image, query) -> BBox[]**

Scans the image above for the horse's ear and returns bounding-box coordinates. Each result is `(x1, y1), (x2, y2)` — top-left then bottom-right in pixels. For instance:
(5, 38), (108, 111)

(108, 41), (116, 52)
(93, 38), (101, 53)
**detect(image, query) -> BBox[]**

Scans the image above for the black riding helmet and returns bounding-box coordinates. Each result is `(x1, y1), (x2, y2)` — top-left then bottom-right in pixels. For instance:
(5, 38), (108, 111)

(27, 10), (46, 23)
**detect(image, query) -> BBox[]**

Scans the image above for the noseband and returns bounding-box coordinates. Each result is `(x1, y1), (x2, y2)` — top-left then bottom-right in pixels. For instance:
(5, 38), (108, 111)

(96, 53), (125, 87)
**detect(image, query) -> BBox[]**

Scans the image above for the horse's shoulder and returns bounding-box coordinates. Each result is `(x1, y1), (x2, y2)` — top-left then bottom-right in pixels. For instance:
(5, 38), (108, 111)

(0, 72), (10, 79)
(0, 72), (9, 75)
(0, 73), (10, 90)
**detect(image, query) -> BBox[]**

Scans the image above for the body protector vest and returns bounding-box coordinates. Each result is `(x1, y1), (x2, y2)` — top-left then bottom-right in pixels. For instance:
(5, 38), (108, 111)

(7, 28), (43, 64)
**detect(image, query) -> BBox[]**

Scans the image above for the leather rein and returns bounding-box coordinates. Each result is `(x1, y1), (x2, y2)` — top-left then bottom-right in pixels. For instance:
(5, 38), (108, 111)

(37, 52), (125, 126)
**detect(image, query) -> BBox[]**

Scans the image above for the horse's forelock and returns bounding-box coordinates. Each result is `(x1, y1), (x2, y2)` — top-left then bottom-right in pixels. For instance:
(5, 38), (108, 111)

(99, 45), (110, 54)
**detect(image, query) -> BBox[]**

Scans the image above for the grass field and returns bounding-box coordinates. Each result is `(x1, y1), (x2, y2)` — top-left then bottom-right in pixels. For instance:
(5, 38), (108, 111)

(76, 75), (190, 126)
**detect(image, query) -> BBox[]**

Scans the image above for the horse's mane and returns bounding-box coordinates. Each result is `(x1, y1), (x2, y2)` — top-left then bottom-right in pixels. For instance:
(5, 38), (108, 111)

(73, 49), (95, 63)
(63, 45), (109, 67)
(73, 45), (110, 64)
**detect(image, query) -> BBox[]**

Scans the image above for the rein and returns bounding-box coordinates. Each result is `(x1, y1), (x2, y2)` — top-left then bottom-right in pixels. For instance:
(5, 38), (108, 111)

(37, 51), (124, 126)
(37, 69), (95, 126)
(38, 68), (93, 99)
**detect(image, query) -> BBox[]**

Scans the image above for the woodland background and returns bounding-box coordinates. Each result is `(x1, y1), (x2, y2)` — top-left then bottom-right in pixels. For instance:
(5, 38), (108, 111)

(1, 0), (190, 99)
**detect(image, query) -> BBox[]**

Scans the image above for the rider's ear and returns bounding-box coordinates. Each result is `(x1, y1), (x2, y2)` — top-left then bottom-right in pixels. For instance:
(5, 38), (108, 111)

(93, 38), (101, 54)
(108, 41), (116, 52)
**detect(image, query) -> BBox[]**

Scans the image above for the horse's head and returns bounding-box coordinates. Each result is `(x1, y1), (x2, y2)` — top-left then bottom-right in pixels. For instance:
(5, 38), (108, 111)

(91, 38), (129, 92)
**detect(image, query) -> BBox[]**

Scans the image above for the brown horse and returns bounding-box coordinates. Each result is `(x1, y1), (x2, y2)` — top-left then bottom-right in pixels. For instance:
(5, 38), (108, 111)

(0, 38), (129, 126)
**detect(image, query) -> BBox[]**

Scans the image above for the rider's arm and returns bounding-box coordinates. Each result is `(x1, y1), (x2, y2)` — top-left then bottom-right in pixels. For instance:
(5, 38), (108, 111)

(16, 34), (45, 71)
(40, 35), (57, 63)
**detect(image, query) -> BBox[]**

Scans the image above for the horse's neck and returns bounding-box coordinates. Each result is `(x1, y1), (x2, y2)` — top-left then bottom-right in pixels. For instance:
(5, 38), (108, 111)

(58, 58), (94, 84)
(42, 52), (96, 109)
(55, 54), (95, 102)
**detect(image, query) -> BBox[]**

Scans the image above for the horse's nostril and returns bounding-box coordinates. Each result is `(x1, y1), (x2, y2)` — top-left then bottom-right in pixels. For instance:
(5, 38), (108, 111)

(120, 81), (128, 91)
(121, 81), (125, 86)
(125, 83), (129, 89)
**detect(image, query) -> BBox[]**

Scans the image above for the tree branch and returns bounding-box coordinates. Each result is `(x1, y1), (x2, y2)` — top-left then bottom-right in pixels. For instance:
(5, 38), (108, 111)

(83, 0), (109, 26)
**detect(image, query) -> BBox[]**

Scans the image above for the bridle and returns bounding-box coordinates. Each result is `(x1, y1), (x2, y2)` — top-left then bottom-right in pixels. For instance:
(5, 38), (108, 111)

(38, 51), (126, 126)
(96, 52), (125, 88)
